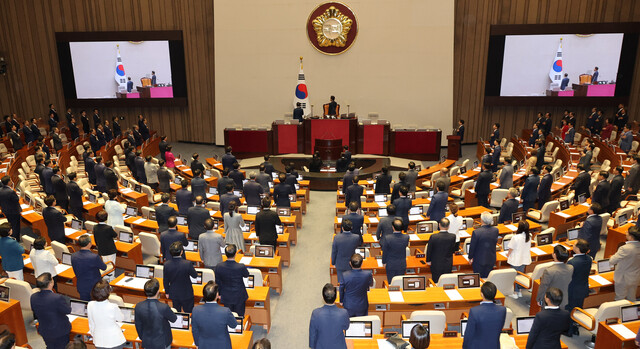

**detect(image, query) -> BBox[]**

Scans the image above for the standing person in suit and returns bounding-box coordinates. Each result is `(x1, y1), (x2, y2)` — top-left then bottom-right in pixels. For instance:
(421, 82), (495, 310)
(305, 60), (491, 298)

(491, 139), (501, 172)
(0, 176), (21, 239)
(565, 239), (592, 336)
(256, 164), (272, 191)
(375, 204), (396, 241)
(160, 217), (187, 261)
(190, 153), (205, 175)
(571, 164), (591, 199)
(163, 241), (198, 312)
(41, 159), (55, 195)
(435, 167), (451, 193)
(30, 273), (71, 349)
(139, 118), (150, 141)
(187, 196), (209, 240)
(221, 146), (237, 171)
(255, 197), (282, 248)
(578, 203), (603, 259)
(343, 145), (352, 163)
(326, 95), (338, 117)
(111, 116), (121, 138)
(103, 120), (113, 142)
(94, 156), (106, 193)
(592, 171), (611, 208)
(537, 245), (574, 309)
(529, 123), (540, 146)
(526, 288), (571, 349)
(92, 108), (101, 128)
(578, 144), (593, 170)
(158, 136), (168, 161)
(609, 226), (640, 301)
(8, 125), (22, 151)
(260, 155), (276, 176)
(50, 167), (68, 210)
(309, 283), (350, 349)
(331, 220), (361, 284)
(84, 151), (96, 185)
(273, 173), (293, 208)
(601, 118), (614, 140)
(390, 172), (407, 202)
(89, 129), (100, 153)
(620, 124), (634, 153)
(609, 166), (625, 213)
(392, 186), (412, 231)
(176, 179), (194, 215)
(0, 223), (24, 280)
(340, 253), (373, 317)
(560, 73), (570, 90)
(215, 244), (250, 316)
(534, 141), (545, 170)
(192, 281), (239, 349)
(134, 151), (147, 184)
(155, 193), (177, 233)
(499, 157), (514, 189)
(374, 167), (393, 194)
(22, 120), (34, 144)
(198, 218), (226, 269)
(481, 146), (493, 170)
(426, 218), (458, 283)
(47, 113), (58, 133)
(462, 282), (506, 349)
(144, 155), (159, 190)
(405, 162), (419, 192)
(426, 181), (448, 223)
(217, 169), (234, 195)
(507, 221), (532, 299)
(615, 104), (628, 130)
(342, 164), (357, 194)
(344, 176), (364, 209)
(103, 161), (118, 192)
(220, 183), (241, 215)
(243, 172), (264, 206)
(71, 234), (107, 301)
(564, 121), (575, 145)
(224, 201), (246, 253)
(96, 125), (107, 148)
(522, 167), (540, 213)
(48, 103), (59, 122)
(626, 155), (640, 195)
(475, 162), (493, 208)
(469, 212), (499, 278)
(381, 219), (410, 283)
(157, 160), (172, 193)
(93, 210), (118, 270)
(80, 110), (90, 134)
(135, 278), (177, 349)
(498, 188), (520, 224)
(542, 112), (553, 135)
(342, 201), (365, 237)
(591, 66), (599, 83)
(293, 102), (304, 122)
(29, 117), (42, 139)
(66, 172), (84, 220)
(42, 196), (67, 244)
(104, 190), (125, 228)
(489, 123), (500, 145)
(30, 237), (59, 289)
(190, 169), (207, 199)
(537, 165), (553, 209)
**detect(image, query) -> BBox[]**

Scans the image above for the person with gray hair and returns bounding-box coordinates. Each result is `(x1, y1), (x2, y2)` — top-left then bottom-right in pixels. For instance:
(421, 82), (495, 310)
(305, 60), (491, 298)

(435, 167), (451, 193)
(243, 171), (264, 206)
(498, 187), (519, 224)
(426, 218), (458, 283)
(468, 211), (499, 278)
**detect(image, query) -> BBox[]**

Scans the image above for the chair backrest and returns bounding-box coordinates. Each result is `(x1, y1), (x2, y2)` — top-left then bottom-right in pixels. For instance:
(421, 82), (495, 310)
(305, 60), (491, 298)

(599, 213), (611, 236)
(461, 159), (469, 169)
(486, 268), (517, 296)
(460, 180), (474, 197)
(409, 310), (447, 334)
(500, 138), (507, 148)
(196, 268), (215, 284)
(51, 241), (70, 260)
(141, 206), (156, 219)
(350, 315), (381, 335)
(449, 166), (460, 176)
(539, 201), (560, 221)
(76, 145), (84, 154)
(114, 225), (133, 235)
(390, 275), (407, 288)
(610, 131), (617, 142)
(430, 172), (441, 183)
(593, 300), (633, 333)
(22, 235), (35, 251)
(83, 220), (97, 232)
(615, 208), (632, 226)
(530, 261), (555, 285)
(139, 232), (161, 257)
(4, 279), (35, 310)
(545, 142), (554, 152)
(206, 202), (220, 210)
(632, 141), (640, 152)
(141, 184), (156, 202)
(436, 273), (462, 287)
(538, 227), (556, 241)
(490, 189), (509, 207)
(505, 308), (514, 329)
(247, 268), (264, 287)
(591, 147), (600, 162)
(150, 264), (163, 279)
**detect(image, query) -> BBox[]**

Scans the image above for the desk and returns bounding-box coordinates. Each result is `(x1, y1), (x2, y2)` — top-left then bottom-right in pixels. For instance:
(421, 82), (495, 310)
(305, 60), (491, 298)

(358, 123), (390, 155)
(547, 202), (591, 239)
(272, 122), (304, 154)
(347, 334), (567, 349)
(224, 129), (273, 158)
(572, 83), (616, 97)
(67, 230), (143, 271)
(606, 222), (636, 258)
(304, 118), (358, 155)
(0, 299), (27, 346)
(417, 160), (456, 180)
(390, 129), (442, 161)
(594, 320), (640, 348)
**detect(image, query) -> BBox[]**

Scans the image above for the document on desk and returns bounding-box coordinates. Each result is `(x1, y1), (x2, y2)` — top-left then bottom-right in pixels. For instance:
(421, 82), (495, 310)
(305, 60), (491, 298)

(563, 175), (574, 179)
(336, 217), (342, 223)
(55, 264), (72, 275)
(505, 224), (518, 232)
(120, 188), (133, 194)
(589, 274), (612, 286)
(20, 204), (30, 209)
(248, 233), (257, 239)
(371, 235), (378, 242)
(498, 251), (509, 258)
(65, 228), (79, 236)
(377, 202), (387, 208)
(131, 218), (146, 225)
(581, 202), (590, 207)
(445, 289), (464, 301)
(388, 291), (404, 303)
(376, 339), (399, 349)
(462, 254), (469, 261)
(23, 258), (31, 266)
(458, 175), (468, 179)
(366, 190), (374, 195)
(21, 210), (35, 215)
(530, 247), (546, 255)
(555, 212), (570, 218)
(116, 277), (148, 289)
(553, 181), (564, 186)
(377, 259), (383, 267)
(459, 230), (471, 238)
(239, 257), (253, 265)
(409, 215), (423, 221)
(209, 210), (219, 216)
(409, 234), (421, 241)
(66, 315), (79, 324)
(609, 324), (637, 339)
(369, 217), (379, 224)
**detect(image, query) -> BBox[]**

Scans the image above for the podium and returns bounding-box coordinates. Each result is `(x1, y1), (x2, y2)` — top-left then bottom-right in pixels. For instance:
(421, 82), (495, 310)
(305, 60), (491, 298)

(315, 139), (343, 161)
(447, 135), (461, 160)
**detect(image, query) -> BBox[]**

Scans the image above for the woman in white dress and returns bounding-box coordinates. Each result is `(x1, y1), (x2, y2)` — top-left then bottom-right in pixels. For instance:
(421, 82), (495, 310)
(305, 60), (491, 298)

(224, 201), (246, 253)
(104, 189), (125, 227)
(29, 236), (59, 289)
(87, 280), (126, 349)
(447, 203), (465, 243)
(507, 220), (532, 299)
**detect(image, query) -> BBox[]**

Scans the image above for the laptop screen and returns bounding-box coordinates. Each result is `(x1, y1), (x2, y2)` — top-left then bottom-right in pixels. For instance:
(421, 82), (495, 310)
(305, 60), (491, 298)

(621, 304), (640, 323)
(403, 276), (426, 291)
(119, 306), (135, 324)
(597, 259), (614, 273)
(118, 232), (133, 243)
(460, 319), (468, 337)
(189, 271), (203, 285)
(71, 219), (83, 230)
(134, 184), (142, 193)
(255, 245), (274, 257)
(243, 275), (255, 288)
(516, 317), (536, 334)
(176, 216), (187, 226)
(502, 239), (510, 251)
(208, 187), (218, 195)
(458, 274), (480, 288)
(277, 207), (291, 216)
(135, 265), (154, 279)
(416, 222), (432, 233)
(379, 208), (388, 217)
(374, 195), (387, 202)
(567, 228), (579, 240)
(536, 233), (552, 246)
(409, 206), (423, 215)
(241, 222), (252, 232)
(233, 190), (242, 197)
(0, 285), (9, 302)
(578, 194), (587, 204)
(62, 252), (72, 265)
(125, 206), (137, 216)
(619, 213), (628, 225)
(174, 176), (182, 185)
(345, 321), (373, 338)
(227, 317), (244, 334)
(70, 300), (88, 317)
(560, 199), (570, 210)
(247, 206), (260, 215)
(402, 321), (429, 338)
(88, 193), (97, 203)
(184, 240), (198, 252)
(169, 313), (190, 330)
(512, 212), (525, 223)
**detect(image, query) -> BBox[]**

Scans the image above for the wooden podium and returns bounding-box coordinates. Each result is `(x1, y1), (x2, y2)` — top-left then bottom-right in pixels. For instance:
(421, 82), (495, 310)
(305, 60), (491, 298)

(315, 139), (343, 161)
(447, 135), (461, 160)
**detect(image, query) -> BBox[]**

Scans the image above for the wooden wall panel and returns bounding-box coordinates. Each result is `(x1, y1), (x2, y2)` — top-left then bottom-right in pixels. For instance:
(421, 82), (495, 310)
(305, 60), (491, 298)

(454, 0), (640, 144)
(0, 0), (216, 143)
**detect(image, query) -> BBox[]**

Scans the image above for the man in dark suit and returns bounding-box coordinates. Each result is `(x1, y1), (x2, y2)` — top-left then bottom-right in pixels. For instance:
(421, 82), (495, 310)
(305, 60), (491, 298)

(526, 287), (571, 349)
(571, 164), (591, 199)
(331, 219), (361, 284)
(625, 155), (640, 195)
(155, 194), (177, 233)
(273, 173), (293, 208)
(564, 122), (576, 144)
(135, 278), (177, 349)
(392, 186), (412, 232)
(30, 273), (71, 349)
(609, 166), (625, 213)
(80, 110), (90, 134)
(158, 136), (168, 161)
(499, 157), (514, 189)
(537, 245), (574, 309)
(217, 169), (234, 195)
(537, 165), (553, 209)
(498, 188), (519, 224)
(255, 197), (282, 247)
(160, 216), (188, 261)
(66, 172), (84, 220)
(96, 125), (106, 148)
(469, 212), (499, 278)
(215, 244), (250, 316)
(47, 113), (58, 133)
(92, 108), (101, 127)
(126, 131), (137, 150)
(560, 73), (570, 90)
(522, 167), (540, 213)
(376, 204), (396, 241)
(293, 102), (304, 122)
(285, 165), (299, 187)
(71, 234), (107, 301)
(221, 146), (237, 171)
(94, 156), (106, 192)
(534, 141), (545, 169)
(578, 204), (603, 259)
(29, 117), (41, 140)
(344, 176), (364, 209)
(42, 196), (67, 244)
(381, 219), (410, 283)
(592, 171), (611, 209)
(489, 123), (500, 145)
(89, 129), (100, 153)
(256, 164), (272, 191)
(134, 151), (147, 184)
(243, 172), (264, 206)
(542, 112), (552, 135)
(157, 161), (172, 193)
(491, 139), (501, 172)
(176, 179), (194, 216)
(336, 153), (349, 173)
(342, 201), (365, 237)
(566, 239), (592, 336)
(8, 125), (22, 151)
(578, 144), (593, 171)
(261, 155), (276, 176)
(375, 167), (392, 194)
(591, 66), (599, 83)
(187, 196), (210, 239)
(163, 241), (198, 312)
(342, 164), (357, 194)
(309, 283), (350, 349)
(93, 210), (118, 274)
(126, 77), (134, 92)
(124, 146), (136, 173)
(219, 183), (240, 215)
(22, 120), (34, 144)
(190, 153), (205, 175)
(340, 254), (373, 317)
(0, 176), (21, 239)
(192, 281), (238, 349)
(462, 281), (506, 349)
(475, 162), (493, 208)
(229, 162), (246, 189)
(51, 127), (63, 152)
(427, 181), (448, 223)
(111, 117), (121, 138)
(103, 161), (118, 192)
(481, 146), (493, 170)
(390, 172), (407, 202)
(41, 160), (55, 195)
(103, 120), (113, 141)
(84, 151), (96, 185)
(327, 95), (338, 116)
(139, 118), (150, 141)
(190, 169), (207, 199)
(426, 218), (458, 283)
(405, 162), (419, 192)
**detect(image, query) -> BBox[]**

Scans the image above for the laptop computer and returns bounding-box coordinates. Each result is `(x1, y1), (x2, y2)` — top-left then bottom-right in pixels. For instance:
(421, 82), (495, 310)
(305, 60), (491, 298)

(176, 215), (188, 226)
(247, 206), (260, 215)
(174, 177), (182, 185)
(560, 199), (570, 210)
(119, 306), (135, 324)
(255, 245), (275, 258)
(618, 213), (629, 226)
(402, 276), (426, 291)
(409, 206), (423, 215)
(243, 275), (255, 289)
(125, 206), (137, 217)
(190, 271), (203, 285)
(536, 232), (552, 246)
(0, 285), (9, 302)
(402, 321), (429, 339)
(516, 316), (536, 334)
(208, 187), (218, 195)
(566, 228), (579, 240)
(378, 208), (388, 217)
(169, 313), (190, 330)
(118, 231), (134, 244)
(184, 240), (198, 252)
(135, 265), (155, 279)
(512, 212), (525, 223)
(621, 304), (640, 323)
(277, 207), (291, 216)
(597, 259), (614, 273)
(457, 274), (480, 288)
(416, 222), (433, 233)
(374, 194), (387, 203)
(345, 320), (373, 338)
(134, 184), (142, 193)
(122, 179), (129, 188)
(61, 252), (72, 265)
(502, 239), (510, 251)
(88, 193), (97, 203)
(70, 300), (88, 317)
(241, 222), (252, 232)
(227, 317), (244, 334)
(71, 219), (83, 231)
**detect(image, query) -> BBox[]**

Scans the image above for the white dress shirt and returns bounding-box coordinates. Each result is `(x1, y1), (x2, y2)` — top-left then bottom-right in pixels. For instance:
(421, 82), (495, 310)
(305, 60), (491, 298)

(104, 199), (125, 227)
(507, 233), (532, 267)
(447, 214), (464, 242)
(29, 249), (59, 277)
(87, 299), (126, 348)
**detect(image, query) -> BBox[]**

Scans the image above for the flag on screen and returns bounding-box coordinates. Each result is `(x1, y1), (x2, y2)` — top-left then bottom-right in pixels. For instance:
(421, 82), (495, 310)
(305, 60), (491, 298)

(294, 58), (310, 116)
(549, 39), (563, 83)
(115, 46), (127, 87)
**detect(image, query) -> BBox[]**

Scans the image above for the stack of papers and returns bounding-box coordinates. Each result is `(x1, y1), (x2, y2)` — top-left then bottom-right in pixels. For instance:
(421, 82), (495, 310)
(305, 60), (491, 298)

(64, 228), (79, 236)
(239, 256), (253, 265)
(563, 176), (573, 179)
(409, 215), (423, 221)
(445, 289), (464, 301)
(609, 324), (636, 339)
(132, 218), (147, 225)
(505, 224), (518, 231)
(388, 291), (404, 302)
(23, 258), (31, 266)
(409, 234), (420, 241)
(589, 274), (612, 286)
(369, 217), (379, 224)
(54, 264), (72, 275)
(121, 188), (133, 194)
(459, 231), (471, 238)
(377, 339), (400, 349)
(20, 204), (29, 209)
(530, 247), (546, 255)
(377, 202), (387, 208)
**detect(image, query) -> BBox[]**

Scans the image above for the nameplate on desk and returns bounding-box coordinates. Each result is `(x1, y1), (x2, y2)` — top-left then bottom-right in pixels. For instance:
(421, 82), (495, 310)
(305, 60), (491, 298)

(254, 301), (264, 308)
(239, 257), (253, 265)
(268, 268), (278, 273)
(416, 253), (425, 259)
(434, 303), (446, 310)
(375, 304), (388, 311)
(442, 284), (455, 290)
(388, 286), (400, 292)
(443, 330), (457, 337)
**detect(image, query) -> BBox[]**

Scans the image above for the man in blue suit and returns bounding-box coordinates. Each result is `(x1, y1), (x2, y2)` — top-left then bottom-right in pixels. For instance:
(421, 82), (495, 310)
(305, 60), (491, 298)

(42, 160), (55, 195)
(381, 219), (410, 283)
(344, 176), (364, 209)
(526, 288), (570, 349)
(564, 121), (575, 144)
(192, 281), (238, 349)
(427, 181), (448, 222)
(475, 162), (493, 208)
(163, 241), (198, 312)
(498, 188), (519, 224)
(522, 167), (540, 213)
(342, 201), (364, 237)
(219, 183), (241, 215)
(462, 282), (506, 349)
(221, 146), (237, 171)
(273, 174), (294, 208)
(468, 212), (499, 278)
(392, 186), (412, 232)
(84, 151), (96, 185)
(30, 273), (71, 349)
(155, 193), (178, 233)
(591, 66), (599, 83)
(376, 204), (397, 241)
(560, 73), (570, 90)
(215, 244), (250, 316)
(309, 283), (350, 349)
(566, 239), (592, 336)
(620, 124), (634, 153)
(491, 139), (501, 172)
(94, 156), (106, 192)
(0, 176), (22, 239)
(160, 216), (188, 261)
(71, 234), (107, 301)
(331, 220), (361, 284)
(340, 254), (373, 317)
(537, 165), (553, 209)
(126, 77), (134, 92)
(489, 123), (500, 145)
(135, 278), (177, 349)
(175, 179), (195, 215)
(578, 204), (603, 259)
(293, 102), (304, 122)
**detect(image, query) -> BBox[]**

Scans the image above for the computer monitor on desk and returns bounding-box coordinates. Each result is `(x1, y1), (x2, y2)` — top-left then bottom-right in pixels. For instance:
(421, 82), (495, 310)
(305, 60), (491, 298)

(0, 286), (9, 302)
(378, 208), (388, 217)
(566, 228), (579, 241)
(512, 211), (525, 223)
(597, 259), (614, 273)
(458, 273), (480, 288)
(119, 306), (135, 324)
(255, 245), (274, 258)
(118, 231), (133, 243)
(170, 313), (190, 330)
(345, 320), (373, 338)
(227, 317), (244, 334)
(516, 316), (536, 334)
(536, 232), (552, 246)
(184, 240), (198, 252)
(136, 265), (154, 279)
(403, 276), (426, 291)
(374, 195), (387, 203)
(409, 206), (423, 215)
(70, 300), (88, 317)
(61, 252), (72, 266)
(402, 321), (429, 339)
(621, 304), (640, 323)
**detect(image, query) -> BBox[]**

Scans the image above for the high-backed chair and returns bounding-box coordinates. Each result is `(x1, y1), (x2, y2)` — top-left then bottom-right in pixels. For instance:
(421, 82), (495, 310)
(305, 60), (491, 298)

(516, 261), (554, 291)
(485, 268), (517, 297)
(247, 268), (268, 287)
(141, 206), (156, 219)
(196, 268), (215, 284)
(51, 241), (71, 260)
(3, 279), (36, 311)
(405, 311), (447, 334)
(451, 180), (473, 198)
(489, 189), (509, 208)
(22, 235), (35, 251)
(504, 308), (514, 329)
(436, 273), (462, 287)
(139, 232), (161, 259)
(526, 200), (559, 223)
(141, 184), (161, 204)
(571, 300), (632, 348)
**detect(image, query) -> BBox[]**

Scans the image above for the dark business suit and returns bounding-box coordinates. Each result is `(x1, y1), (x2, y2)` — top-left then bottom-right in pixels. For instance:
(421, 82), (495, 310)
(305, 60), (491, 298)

(255, 209), (281, 247)
(190, 176), (207, 199)
(536, 146), (545, 169)
(134, 156), (147, 184)
(229, 169), (245, 189)
(155, 203), (178, 233)
(273, 183), (293, 207)
(468, 225), (499, 278)
(344, 183), (364, 208)
(9, 131), (22, 151)
(187, 205), (210, 239)
(104, 125), (113, 142)
(625, 163), (640, 194)
(341, 212), (364, 236)
(163, 256), (198, 312)
(215, 259), (250, 316)
(140, 123), (150, 140)
(592, 180), (611, 209)
(0, 185), (21, 239)
(309, 304), (349, 349)
(30, 290), (71, 349)
(491, 145), (501, 172)
(375, 173), (392, 194)
(66, 180), (84, 220)
(81, 116), (90, 134)
(393, 195), (411, 229)
(71, 249), (107, 301)
(293, 107), (304, 122)
(567, 254), (592, 311)
(104, 167), (118, 192)
(564, 127), (575, 144)
(243, 180), (264, 206)
(426, 231), (458, 282)
(192, 302), (238, 349)
(537, 173), (553, 209)
(498, 198), (519, 224)
(529, 129), (539, 146)
(260, 161), (275, 176)
(157, 167), (172, 193)
(390, 181), (405, 202)
(219, 193), (240, 215)
(331, 231), (361, 284)
(427, 191), (448, 222)
(221, 153), (237, 171)
(217, 176), (234, 195)
(190, 159), (205, 176)
(42, 167), (54, 195)
(522, 174), (540, 213)
(93, 223), (117, 256)
(48, 118), (58, 132)
(112, 121), (122, 138)
(525, 308), (570, 349)
(609, 174), (625, 212)
(463, 302), (506, 349)
(89, 134), (100, 153)
(96, 130), (106, 148)
(578, 151), (592, 171)
(43, 206), (67, 244)
(160, 228), (188, 261)
(159, 140), (168, 161)
(578, 214), (603, 258)
(339, 268), (373, 317)
(489, 129), (499, 145)
(571, 171), (591, 199)
(134, 299), (176, 349)
(22, 126), (33, 144)
(475, 170), (493, 208)
(94, 162), (106, 192)
(85, 157), (96, 185)
(132, 130), (143, 147)
(375, 216), (395, 241)
(381, 231), (410, 283)
(560, 77), (570, 90)
(175, 188), (194, 215)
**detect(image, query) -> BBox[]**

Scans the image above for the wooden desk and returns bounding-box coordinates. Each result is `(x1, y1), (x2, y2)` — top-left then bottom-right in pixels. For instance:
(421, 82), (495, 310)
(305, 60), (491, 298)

(119, 187), (149, 209)
(67, 230), (143, 271)
(347, 334), (567, 349)
(224, 128), (274, 158)
(23, 256), (80, 298)
(594, 320), (640, 349)
(0, 299), (27, 346)
(606, 222), (634, 258)
(547, 201), (591, 239)
(417, 160), (456, 180)
(390, 129), (442, 161)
